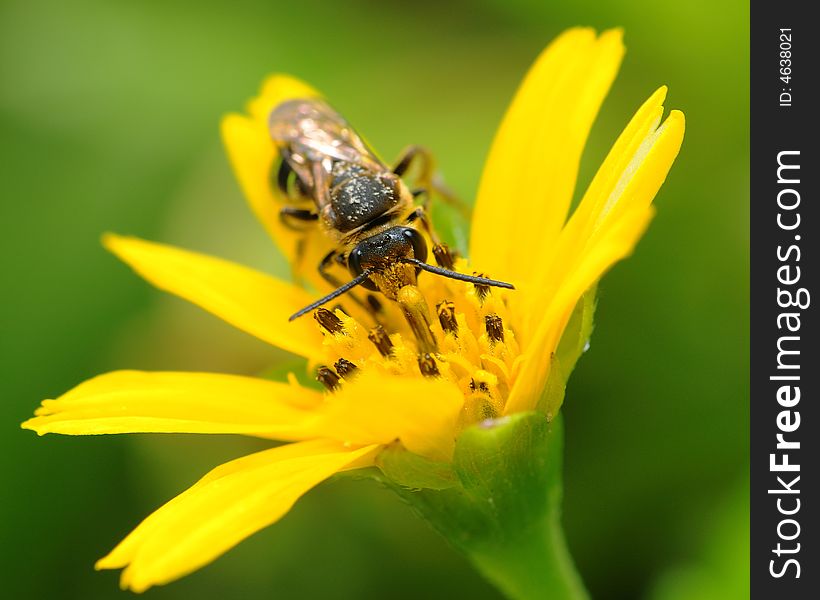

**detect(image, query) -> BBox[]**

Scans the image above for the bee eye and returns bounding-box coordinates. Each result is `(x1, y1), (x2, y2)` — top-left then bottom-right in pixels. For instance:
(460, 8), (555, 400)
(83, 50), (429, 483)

(347, 245), (379, 291)
(348, 247), (365, 277)
(401, 228), (428, 263)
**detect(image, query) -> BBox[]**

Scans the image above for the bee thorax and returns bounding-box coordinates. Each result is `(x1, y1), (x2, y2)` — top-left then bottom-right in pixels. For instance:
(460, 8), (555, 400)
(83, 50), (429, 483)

(327, 171), (401, 233)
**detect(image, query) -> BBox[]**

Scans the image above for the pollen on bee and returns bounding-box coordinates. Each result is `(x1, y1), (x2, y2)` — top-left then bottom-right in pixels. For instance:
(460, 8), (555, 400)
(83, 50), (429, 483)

(397, 285), (437, 353)
(417, 353), (440, 377)
(334, 357), (358, 378)
(367, 325), (394, 357)
(314, 308), (345, 335)
(316, 366), (341, 391)
(485, 314), (505, 344)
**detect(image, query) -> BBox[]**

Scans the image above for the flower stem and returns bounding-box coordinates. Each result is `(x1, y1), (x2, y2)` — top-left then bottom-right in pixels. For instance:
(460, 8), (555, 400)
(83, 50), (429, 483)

(381, 412), (587, 600)
(465, 509), (587, 600)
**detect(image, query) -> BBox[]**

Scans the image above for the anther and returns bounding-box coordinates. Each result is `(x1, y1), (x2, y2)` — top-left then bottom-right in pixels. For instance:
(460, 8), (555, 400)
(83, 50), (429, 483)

(485, 314), (505, 343)
(368, 325), (394, 357)
(436, 300), (458, 336)
(316, 366), (341, 391)
(314, 308), (345, 334)
(432, 243), (455, 270)
(473, 273), (490, 303)
(469, 378), (490, 393)
(334, 358), (358, 378)
(418, 353), (440, 377)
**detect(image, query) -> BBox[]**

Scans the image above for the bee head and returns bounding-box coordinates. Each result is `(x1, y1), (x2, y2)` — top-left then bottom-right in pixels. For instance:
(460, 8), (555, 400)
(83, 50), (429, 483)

(348, 227), (427, 290)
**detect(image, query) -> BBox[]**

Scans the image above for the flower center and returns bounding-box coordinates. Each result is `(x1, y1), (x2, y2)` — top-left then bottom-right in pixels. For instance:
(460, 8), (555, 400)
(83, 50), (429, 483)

(311, 256), (521, 426)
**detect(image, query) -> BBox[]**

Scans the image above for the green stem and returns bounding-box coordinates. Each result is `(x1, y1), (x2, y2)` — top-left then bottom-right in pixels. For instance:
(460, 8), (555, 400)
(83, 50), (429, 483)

(466, 511), (587, 600)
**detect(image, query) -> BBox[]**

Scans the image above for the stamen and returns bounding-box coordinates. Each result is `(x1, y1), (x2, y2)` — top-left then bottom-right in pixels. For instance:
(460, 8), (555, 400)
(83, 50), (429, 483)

(314, 308), (345, 334)
(473, 273), (490, 303)
(368, 325), (394, 357)
(465, 369), (502, 421)
(334, 357), (358, 378)
(397, 285), (438, 353)
(316, 366), (340, 391)
(436, 300), (458, 336)
(432, 243), (455, 270)
(418, 353), (440, 377)
(485, 314), (505, 343)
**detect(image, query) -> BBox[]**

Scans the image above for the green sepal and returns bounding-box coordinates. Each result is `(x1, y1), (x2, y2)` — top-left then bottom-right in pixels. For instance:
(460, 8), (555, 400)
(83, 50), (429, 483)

(376, 442), (458, 490)
(536, 353), (568, 419)
(555, 286), (597, 380)
(531, 286), (594, 418)
(378, 412), (587, 600)
(449, 412), (561, 539)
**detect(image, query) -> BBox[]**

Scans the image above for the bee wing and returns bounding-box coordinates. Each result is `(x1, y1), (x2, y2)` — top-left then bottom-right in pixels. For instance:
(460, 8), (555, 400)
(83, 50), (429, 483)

(269, 99), (383, 169)
(310, 160), (332, 211)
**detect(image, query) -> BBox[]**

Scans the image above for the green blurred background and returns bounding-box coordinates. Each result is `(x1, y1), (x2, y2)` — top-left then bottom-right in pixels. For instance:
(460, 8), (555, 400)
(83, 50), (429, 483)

(1, 0), (749, 598)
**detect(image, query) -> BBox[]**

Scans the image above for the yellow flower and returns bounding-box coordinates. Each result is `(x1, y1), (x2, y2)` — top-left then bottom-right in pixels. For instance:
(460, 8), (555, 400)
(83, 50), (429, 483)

(22, 28), (684, 592)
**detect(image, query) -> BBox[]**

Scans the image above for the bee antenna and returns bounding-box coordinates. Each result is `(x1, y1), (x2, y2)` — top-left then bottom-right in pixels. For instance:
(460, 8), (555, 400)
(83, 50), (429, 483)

(399, 258), (515, 290)
(289, 269), (375, 321)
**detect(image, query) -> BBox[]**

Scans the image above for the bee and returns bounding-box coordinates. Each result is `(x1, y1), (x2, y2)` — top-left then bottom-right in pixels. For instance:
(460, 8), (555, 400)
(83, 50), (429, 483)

(268, 98), (513, 324)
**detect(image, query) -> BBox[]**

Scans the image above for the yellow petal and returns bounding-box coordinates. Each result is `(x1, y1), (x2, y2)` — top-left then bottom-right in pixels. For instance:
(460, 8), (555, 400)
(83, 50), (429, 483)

(507, 90), (684, 415)
(561, 88), (684, 258)
(96, 439), (379, 592)
(311, 369), (464, 461)
(506, 206), (654, 415)
(103, 234), (323, 358)
(22, 369), (463, 460)
(21, 370), (322, 438)
(523, 90), (685, 327)
(470, 28), (625, 284)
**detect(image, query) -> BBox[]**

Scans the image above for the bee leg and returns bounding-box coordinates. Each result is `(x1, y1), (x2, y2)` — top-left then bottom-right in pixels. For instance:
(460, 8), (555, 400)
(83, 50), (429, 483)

(318, 250), (349, 292)
(318, 251), (381, 324)
(393, 145), (433, 179)
(393, 145), (470, 218)
(275, 149), (312, 198)
(279, 206), (319, 231)
(318, 249), (339, 277)
(393, 146), (435, 210)
(406, 207), (457, 269)
(406, 206), (440, 243)
(430, 173), (470, 219)
(275, 155), (293, 195)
